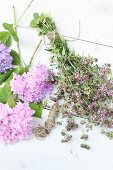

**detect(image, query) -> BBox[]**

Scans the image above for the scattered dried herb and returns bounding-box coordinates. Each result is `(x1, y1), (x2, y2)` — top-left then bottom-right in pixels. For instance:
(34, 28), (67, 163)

(66, 118), (78, 131)
(105, 131), (113, 139)
(61, 134), (72, 143)
(80, 134), (88, 140)
(80, 143), (90, 150)
(80, 120), (87, 125)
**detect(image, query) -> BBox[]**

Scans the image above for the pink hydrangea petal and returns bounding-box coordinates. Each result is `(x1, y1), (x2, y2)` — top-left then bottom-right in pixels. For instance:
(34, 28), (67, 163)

(10, 64), (53, 103)
(0, 103), (34, 144)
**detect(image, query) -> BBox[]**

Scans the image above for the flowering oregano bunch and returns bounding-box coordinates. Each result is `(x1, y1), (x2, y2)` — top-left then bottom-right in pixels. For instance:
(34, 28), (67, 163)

(30, 12), (113, 140)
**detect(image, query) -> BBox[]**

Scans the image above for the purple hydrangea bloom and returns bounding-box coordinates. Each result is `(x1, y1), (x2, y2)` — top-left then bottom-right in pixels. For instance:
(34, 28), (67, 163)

(0, 44), (13, 73)
(10, 65), (53, 103)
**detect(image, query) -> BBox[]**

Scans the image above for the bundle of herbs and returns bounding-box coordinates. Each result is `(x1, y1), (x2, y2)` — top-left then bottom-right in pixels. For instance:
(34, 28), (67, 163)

(30, 13), (113, 144)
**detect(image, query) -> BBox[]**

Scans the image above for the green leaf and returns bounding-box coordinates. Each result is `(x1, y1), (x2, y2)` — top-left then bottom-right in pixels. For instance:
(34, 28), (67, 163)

(0, 69), (14, 85)
(29, 102), (43, 118)
(7, 95), (16, 108)
(0, 31), (12, 47)
(3, 23), (13, 31)
(0, 83), (12, 103)
(62, 47), (65, 55)
(33, 13), (39, 19)
(13, 66), (21, 74)
(5, 68), (18, 84)
(19, 65), (29, 75)
(10, 50), (21, 65)
(3, 23), (19, 42)
(30, 19), (37, 28)
(30, 13), (56, 35)
(12, 32), (19, 42)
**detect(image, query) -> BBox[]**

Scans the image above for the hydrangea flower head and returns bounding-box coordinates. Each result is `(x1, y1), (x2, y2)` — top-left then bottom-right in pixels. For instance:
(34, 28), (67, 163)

(0, 103), (34, 144)
(0, 43), (13, 73)
(10, 65), (53, 103)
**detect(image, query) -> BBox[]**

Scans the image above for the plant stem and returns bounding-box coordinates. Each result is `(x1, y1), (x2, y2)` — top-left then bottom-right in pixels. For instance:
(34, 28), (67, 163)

(13, 6), (22, 64)
(16, 0), (34, 26)
(12, 0), (34, 66)
(29, 39), (42, 66)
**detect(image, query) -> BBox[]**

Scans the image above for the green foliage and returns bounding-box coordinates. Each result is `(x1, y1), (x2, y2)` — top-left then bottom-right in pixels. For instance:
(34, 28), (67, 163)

(4, 67), (21, 84)
(7, 95), (16, 108)
(30, 13), (56, 35)
(30, 13), (69, 56)
(19, 65), (30, 75)
(0, 69), (14, 85)
(0, 66), (24, 86)
(3, 23), (19, 42)
(0, 31), (12, 47)
(0, 83), (12, 103)
(29, 102), (43, 118)
(33, 13), (39, 19)
(51, 36), (69, 56)
(10, 50), (21, 65)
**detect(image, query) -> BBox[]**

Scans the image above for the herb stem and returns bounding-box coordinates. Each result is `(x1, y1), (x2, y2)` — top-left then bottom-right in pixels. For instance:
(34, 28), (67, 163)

(16, 0), (34, 26)
(13, 6), (22, 64)
(29, 39), (42, 66)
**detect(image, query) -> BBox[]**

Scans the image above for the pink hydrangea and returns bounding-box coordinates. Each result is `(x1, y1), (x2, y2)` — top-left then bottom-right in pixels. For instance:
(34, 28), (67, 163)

(10, 65), (53, 103)
(0, 103), (34, 144)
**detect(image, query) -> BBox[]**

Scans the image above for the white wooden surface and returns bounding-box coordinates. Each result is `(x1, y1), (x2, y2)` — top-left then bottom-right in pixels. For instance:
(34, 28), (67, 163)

(0, 0), (113, 170)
